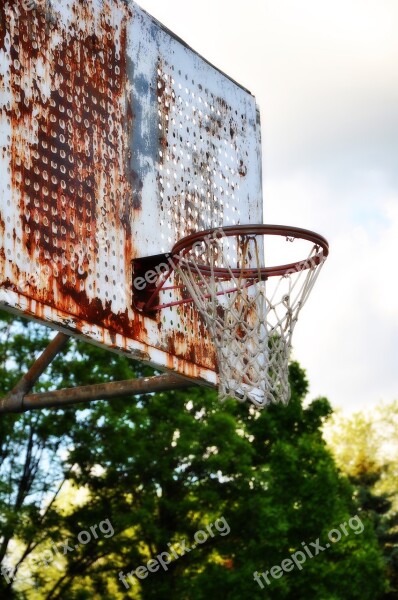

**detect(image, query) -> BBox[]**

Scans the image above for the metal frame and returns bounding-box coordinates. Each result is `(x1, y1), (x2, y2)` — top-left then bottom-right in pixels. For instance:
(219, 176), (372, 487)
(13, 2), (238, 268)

(171, 224), (330, 277)
(0, 333), (193, 414)
(133, 224), (329, 312)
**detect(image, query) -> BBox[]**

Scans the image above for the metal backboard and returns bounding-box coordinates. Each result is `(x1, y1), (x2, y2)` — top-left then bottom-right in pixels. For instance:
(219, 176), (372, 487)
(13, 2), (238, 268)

(0, 0), (263, 387)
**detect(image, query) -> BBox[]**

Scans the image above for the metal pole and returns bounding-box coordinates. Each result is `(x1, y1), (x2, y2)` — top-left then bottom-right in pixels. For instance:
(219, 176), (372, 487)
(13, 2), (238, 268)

(0, 333), (70, 414)
(20, 374), (193, 411)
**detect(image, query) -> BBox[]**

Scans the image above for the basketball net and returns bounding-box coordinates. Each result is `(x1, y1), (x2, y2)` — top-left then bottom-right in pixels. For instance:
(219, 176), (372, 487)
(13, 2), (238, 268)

(172, 228), (327, 408)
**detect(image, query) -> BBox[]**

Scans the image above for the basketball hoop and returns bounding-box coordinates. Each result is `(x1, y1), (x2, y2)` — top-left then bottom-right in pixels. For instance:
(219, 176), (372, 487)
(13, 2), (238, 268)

(170, 225), (329, 408)
(1, 1), (329, 414)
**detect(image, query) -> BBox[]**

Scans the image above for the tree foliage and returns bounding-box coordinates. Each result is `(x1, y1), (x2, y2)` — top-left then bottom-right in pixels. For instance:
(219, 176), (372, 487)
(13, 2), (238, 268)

(325, 406), (398, 598)
(0, 313), (388, 599)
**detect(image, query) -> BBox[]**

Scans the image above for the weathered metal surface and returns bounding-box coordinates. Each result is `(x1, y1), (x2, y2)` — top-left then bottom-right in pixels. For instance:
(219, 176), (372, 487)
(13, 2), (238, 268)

(1, 373), (193, 413)
(0, 332), (70, 412)
(0, 0), (263, 387)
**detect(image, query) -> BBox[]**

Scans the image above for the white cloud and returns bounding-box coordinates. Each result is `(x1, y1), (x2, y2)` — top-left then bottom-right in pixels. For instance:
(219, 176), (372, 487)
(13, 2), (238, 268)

(267, 172), (398, 409)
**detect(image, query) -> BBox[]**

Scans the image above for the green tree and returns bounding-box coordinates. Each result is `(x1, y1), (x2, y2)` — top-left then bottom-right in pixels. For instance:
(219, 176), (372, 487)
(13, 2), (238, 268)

(325, 406), (398, 598)
(0, 313), (388, 599)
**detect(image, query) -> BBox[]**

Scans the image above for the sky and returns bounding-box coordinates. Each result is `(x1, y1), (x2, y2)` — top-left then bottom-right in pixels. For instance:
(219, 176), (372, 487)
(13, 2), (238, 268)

(137, 0), (398, 411)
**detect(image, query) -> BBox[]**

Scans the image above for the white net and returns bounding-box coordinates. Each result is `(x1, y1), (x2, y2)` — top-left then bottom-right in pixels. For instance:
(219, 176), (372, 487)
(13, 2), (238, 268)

(172, 227), (327, 408)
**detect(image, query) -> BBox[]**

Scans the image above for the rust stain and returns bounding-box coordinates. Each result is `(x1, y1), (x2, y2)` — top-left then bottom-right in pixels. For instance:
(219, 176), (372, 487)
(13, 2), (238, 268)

(4, 0), (137, 336)
(59, 283), (146, 339)
(165, 279), (217, 369)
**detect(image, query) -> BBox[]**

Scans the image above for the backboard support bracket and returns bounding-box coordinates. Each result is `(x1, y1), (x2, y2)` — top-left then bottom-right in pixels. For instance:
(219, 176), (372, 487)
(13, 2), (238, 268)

(0, 333), (193, 414)
(132, 254), (173, 314)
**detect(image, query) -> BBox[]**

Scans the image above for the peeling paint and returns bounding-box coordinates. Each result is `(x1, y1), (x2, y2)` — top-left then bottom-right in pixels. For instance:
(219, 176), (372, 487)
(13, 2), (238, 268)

(0, 0), (263, 387)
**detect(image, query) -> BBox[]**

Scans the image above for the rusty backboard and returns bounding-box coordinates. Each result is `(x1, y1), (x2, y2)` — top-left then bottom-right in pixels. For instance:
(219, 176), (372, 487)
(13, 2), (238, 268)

(0, 0), (263, 387)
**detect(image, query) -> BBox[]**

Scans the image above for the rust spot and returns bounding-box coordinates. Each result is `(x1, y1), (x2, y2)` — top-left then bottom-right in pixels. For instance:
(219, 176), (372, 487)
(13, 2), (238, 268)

(0, 4), (7, 49)
(238, 159), (247, 177)
(60, 283), (142, 339)
(169, 289), (217, 369)
(4, 0), (135, 335)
